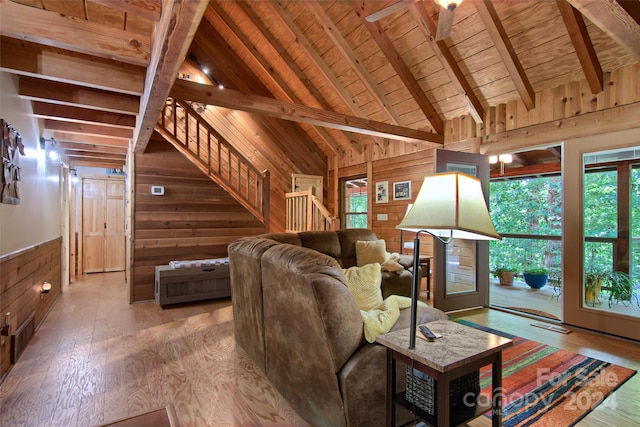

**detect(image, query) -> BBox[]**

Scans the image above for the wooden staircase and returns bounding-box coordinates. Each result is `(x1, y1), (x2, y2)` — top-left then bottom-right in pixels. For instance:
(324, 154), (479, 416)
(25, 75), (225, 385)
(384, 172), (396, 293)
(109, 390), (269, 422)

(285, 189), (339, 232)
(155, 98), (269, 227)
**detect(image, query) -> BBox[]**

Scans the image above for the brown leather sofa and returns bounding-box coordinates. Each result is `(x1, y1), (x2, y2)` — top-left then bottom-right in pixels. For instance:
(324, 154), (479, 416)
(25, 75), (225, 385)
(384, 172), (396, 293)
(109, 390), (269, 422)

(228, 229), (448, 427)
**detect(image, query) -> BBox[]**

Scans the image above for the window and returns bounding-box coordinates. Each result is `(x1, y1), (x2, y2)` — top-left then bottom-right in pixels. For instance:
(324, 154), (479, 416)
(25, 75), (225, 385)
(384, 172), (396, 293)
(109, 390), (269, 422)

(342, 177), (368, 228)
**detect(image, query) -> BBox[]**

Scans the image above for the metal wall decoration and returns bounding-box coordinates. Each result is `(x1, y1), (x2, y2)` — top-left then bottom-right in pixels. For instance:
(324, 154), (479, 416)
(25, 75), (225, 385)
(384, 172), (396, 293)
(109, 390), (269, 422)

(1, 119), (24, 205)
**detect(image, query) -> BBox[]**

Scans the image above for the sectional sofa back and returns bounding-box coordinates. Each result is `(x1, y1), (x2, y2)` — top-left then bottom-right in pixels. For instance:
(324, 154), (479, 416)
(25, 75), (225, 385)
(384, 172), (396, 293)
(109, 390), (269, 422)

(260, 244), (363, 426)
(227, 237), (280, 373)
(258, 228), (378, 268)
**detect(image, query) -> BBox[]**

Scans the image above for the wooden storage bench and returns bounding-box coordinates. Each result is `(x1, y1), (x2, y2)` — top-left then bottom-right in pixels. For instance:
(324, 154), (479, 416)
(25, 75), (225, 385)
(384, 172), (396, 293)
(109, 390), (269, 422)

(155, 260), (231, 308)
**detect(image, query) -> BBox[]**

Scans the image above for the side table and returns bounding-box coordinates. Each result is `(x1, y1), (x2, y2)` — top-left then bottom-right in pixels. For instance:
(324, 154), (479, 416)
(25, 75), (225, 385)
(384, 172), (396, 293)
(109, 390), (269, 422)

(376, 320), (512, 427)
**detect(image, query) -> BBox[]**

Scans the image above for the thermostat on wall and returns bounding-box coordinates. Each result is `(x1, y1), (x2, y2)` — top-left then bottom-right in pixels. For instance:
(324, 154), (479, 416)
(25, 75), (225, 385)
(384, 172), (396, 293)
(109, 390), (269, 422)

(151, 185), (165, 196)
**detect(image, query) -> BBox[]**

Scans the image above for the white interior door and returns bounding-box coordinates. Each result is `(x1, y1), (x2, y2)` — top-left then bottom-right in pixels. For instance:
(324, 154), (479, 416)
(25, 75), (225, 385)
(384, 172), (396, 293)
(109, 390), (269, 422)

(292, 174), (323, 203)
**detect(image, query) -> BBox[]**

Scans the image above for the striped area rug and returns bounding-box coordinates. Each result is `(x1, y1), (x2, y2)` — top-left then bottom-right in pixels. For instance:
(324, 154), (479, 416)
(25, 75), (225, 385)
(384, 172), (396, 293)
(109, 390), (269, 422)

(456, 320), (636, 427)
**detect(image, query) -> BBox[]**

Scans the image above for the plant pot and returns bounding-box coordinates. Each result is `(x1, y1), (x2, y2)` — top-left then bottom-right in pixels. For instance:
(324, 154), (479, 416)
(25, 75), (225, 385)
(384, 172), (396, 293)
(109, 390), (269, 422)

(499, 271), (515, 286)
(523, 273), (548, 289)
(585, 282), (601, 302)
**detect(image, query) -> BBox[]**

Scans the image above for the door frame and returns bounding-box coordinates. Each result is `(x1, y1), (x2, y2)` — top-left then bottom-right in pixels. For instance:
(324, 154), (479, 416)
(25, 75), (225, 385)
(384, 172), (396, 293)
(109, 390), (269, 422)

(78, 174), (126, 275)
(563, 127), (640, 340)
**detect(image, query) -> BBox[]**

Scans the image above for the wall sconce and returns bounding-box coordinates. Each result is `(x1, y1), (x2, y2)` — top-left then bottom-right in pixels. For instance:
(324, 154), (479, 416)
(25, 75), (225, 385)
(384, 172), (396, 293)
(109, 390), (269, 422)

(71, 169), (79, 184)
(489, 153), (513, 175)
(41, 282), (52, 294)
(40, 137), (60, 164)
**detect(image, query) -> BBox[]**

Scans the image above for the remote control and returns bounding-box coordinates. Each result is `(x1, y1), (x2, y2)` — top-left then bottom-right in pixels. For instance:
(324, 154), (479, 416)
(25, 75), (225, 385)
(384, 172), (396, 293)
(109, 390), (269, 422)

(419, 325), (436, 341)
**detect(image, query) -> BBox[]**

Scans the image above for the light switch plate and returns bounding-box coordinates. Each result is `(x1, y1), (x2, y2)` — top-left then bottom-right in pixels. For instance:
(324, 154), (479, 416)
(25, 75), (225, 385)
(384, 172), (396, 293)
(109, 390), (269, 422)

(151, 185), (165, 196)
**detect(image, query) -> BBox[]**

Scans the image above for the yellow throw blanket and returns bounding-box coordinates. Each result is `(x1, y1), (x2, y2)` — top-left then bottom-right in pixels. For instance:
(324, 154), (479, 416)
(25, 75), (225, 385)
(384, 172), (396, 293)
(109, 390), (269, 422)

(361, 295), (427, 343)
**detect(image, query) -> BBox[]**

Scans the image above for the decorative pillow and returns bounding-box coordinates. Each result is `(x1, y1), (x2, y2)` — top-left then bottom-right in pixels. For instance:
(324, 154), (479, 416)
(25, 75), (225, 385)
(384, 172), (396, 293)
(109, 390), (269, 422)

(342, 263), (383, 311)
(355, 240), (387, 267)
(381, 259), (404, 273)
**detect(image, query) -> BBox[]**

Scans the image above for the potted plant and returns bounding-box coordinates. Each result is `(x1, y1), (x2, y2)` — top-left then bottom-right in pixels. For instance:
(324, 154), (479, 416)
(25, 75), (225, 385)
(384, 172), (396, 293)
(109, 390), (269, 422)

(584, 269), (606, 305)
(492, 266), (517, 286)
(602, 271), (636, 308)
(523, 267), (548, 289)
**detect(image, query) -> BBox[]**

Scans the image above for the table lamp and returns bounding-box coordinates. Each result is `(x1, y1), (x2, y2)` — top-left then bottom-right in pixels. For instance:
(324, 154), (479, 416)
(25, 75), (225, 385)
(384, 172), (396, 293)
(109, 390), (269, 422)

(396, 172), (501, 349)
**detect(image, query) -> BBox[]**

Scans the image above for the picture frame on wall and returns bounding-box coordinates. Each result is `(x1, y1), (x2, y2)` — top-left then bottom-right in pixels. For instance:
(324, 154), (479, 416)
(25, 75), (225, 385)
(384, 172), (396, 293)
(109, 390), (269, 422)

(393, 180), (411, 201)
(376, 181), (388, 203)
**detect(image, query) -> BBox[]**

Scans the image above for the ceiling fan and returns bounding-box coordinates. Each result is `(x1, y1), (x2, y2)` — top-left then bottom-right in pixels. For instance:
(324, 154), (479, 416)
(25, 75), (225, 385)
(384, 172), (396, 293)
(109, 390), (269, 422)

(365, 0), (463, 41)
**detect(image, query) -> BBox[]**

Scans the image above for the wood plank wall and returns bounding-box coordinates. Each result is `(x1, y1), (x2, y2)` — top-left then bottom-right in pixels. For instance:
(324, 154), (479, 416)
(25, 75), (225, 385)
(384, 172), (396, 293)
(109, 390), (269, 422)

(328, 63), (640, 259)
(447, 64), (640, 144)
(0, 237), (61, 379)
(132, 138), (265, 302)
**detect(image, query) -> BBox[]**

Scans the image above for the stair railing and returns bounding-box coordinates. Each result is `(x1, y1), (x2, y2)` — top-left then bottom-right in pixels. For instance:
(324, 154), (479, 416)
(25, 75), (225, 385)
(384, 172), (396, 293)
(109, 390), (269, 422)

(156, 97), (269, 227)
(286, 189), (339, 232)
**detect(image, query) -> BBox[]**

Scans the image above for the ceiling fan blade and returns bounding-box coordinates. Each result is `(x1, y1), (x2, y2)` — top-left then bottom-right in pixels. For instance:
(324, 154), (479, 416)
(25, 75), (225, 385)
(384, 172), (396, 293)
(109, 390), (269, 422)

(435, 6), (455, 40)
(365, 0), (415, 23)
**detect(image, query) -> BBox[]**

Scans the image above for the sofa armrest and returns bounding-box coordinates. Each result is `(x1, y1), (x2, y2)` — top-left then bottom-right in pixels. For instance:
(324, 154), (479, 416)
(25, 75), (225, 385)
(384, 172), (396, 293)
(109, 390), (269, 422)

(397, 254), (415, 270)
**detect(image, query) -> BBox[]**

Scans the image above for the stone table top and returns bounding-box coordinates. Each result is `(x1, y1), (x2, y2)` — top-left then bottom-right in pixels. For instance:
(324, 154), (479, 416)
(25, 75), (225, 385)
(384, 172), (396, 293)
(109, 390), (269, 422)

(376, 320), (512, 372)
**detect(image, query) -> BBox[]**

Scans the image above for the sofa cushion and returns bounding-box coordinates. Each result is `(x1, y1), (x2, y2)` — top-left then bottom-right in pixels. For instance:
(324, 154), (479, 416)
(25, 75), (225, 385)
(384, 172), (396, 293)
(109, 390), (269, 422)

(355, 239), (387, 267)
(299, 231), (342, 262)
(336, 229), (377, 268)
(342, 263), (383, 311)
(258, 232), (302, 246)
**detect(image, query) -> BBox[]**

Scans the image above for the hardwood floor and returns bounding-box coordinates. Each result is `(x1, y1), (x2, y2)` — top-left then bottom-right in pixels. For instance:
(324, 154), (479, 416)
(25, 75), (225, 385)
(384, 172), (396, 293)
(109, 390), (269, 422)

(1, 272), (638, 426)
(0, 272), (308, 427)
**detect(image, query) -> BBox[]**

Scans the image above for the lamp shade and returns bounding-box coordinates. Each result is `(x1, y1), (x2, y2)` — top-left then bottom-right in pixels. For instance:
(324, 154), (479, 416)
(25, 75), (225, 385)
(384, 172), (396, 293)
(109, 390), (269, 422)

(396, 172), (501, 241)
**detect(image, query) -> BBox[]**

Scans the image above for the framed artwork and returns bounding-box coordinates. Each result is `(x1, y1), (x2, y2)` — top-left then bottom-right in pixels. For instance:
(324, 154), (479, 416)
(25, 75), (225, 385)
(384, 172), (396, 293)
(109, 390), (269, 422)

(393, 180), (411, 201)
(375, 181), (388, 203)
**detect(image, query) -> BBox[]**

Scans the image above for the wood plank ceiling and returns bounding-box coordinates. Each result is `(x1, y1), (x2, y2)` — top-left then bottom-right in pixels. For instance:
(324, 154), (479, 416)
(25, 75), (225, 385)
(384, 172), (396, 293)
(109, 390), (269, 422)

(1, 0), (639, 173)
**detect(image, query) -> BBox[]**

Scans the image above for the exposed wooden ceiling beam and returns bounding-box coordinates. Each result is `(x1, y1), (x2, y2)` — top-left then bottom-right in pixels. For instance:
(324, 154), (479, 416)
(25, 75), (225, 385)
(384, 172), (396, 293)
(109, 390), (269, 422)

(32, 102), (136, 128)
(0, 0), (150, 66)
(236, 2), (362, 154)
(268, 1), (382, 150)
(410, 2), (485, 123)
(491, 162), (561, 179)
(548, 146), (562, 159)
(52, 132), (130, 148)
(568, 0), (640, 62)
(475, 0), (536, 110)
(18, 76), (140, 114)
(204, 3), (344, 157)
(70, 159), (125, 169)
(557, 1), (603, 94)
(64, 151), (126, 161)
(45, 119), (133, 139)
(89, 0), (162, 22)
(511, 153), (531, 166)
(307, 1), (403, 125)
(57, 141), (128, 155)
(0, 37), (145, 95)
(352, 2), (445, 135)
(170, 79), (443, 145)
(132, 0), (209, 153)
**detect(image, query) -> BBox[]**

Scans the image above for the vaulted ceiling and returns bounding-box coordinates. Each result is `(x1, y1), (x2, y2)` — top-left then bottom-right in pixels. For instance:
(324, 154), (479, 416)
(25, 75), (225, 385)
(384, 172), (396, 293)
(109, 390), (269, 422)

(1, 0), (639, 171)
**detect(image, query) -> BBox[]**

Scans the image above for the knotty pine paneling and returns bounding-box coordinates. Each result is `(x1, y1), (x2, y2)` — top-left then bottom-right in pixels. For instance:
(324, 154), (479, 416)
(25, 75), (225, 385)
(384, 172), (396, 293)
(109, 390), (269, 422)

(0, 237), (61, 378)
(132, 139), (265, 302)
(330, 63), (640, 170)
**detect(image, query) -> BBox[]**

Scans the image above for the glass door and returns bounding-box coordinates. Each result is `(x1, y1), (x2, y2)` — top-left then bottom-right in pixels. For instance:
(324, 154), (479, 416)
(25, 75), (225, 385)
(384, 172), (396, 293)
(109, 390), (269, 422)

(433, 150), (491, 312)
(563, 129), (640, 341)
